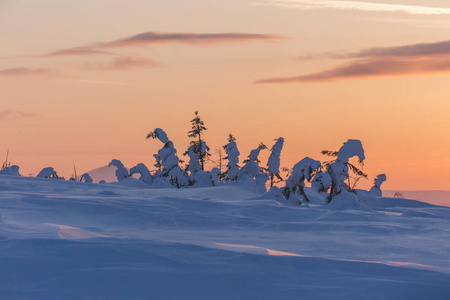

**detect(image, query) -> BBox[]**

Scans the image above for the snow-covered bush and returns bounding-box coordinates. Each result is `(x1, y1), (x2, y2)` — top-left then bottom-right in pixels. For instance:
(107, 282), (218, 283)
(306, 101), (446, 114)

(222, 134), (240, 181)
(147, 128), (189, 188)
(369, 174), (387, 197)
(283, 157), (321, 203)
(108, 159), (129, 182)
(130, 163), (153, 185)
(80, 173), (93, 183)
(0, 165), (20, 176)
(37, 167), (59, 179)
(267, 137), (284, 187)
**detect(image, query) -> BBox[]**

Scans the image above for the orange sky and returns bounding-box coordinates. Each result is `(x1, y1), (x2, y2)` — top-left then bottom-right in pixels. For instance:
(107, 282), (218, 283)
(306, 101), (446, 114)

(1, 0), (450, 190)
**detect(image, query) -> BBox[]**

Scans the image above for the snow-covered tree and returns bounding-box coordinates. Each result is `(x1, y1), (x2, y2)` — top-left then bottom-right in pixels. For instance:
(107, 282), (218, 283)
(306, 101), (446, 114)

(80, 173), (93, 183)
(369, 174), (386, 197)
(37, 167), (59, 179)
(108, 159), (129, 182)
(267, 137), (284, 187)
(311, 171), (331, 193)
(184, 145), (202, 178)
(147, 128), (189, 188)
(222, 134), (240, 181)
(283, 157), (321, 203)
(187, 111), (210, 171)
(0, 165), (20, 176)
(326, 139), (366, 202)
(240, 143), (266, 179)
(130, 163), (153, 185)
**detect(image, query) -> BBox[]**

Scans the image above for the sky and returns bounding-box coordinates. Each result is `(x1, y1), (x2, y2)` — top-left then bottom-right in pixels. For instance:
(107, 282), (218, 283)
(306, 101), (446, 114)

(1, 0), (450, 190)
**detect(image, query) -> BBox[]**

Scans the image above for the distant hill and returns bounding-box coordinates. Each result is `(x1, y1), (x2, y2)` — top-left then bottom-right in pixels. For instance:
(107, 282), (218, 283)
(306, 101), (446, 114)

(384, 190), (450, 207)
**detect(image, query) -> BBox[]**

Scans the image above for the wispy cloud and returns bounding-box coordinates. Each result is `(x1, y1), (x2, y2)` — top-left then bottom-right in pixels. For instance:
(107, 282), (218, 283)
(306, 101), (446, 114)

(0, 110), (38, 119)
(27, 32), (282, 60)
(252, 0), (450, 15)
(84, 56), (160, 70)
(255, 39), (450, 83)
(97, 32), (284, 48)
(76, 79), (139, 87)
(330, 40), (450, 59)
(0, 67), (52, 76)
(42, 47), (115, 58)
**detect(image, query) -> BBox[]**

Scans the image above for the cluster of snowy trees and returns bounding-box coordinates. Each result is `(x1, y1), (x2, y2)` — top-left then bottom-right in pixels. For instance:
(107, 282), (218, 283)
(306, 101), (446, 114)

(0, 111), (387, 205)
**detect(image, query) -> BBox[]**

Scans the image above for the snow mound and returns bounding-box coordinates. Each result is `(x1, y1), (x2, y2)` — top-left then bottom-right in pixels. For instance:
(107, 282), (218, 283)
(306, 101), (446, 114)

(327, 192), (365, 210)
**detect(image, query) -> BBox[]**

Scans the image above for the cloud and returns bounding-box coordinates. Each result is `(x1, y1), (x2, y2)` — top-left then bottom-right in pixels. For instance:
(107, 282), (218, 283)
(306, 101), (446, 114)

(330, 40), (450, 59)
(254, 55), (450, 83)
(84, 56), (160, 70)
(252, 0), (450, 15)
(256, 39), (450, 83)
(43, 47), (115, 57)
(76, 79), (139, 87)
(0, 110), (38, 119)
(29, 32), (282, 60)
(0, 67), (52, 76)
(97, 32), (283, 48)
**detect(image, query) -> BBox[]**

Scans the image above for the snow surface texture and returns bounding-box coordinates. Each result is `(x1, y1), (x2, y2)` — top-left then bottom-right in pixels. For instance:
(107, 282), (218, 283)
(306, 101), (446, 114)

(1, 175), (450, 299)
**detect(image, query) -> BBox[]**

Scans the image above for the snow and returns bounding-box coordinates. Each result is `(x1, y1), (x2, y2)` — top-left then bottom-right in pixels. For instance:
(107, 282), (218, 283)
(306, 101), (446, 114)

(1, 175), (450, 299)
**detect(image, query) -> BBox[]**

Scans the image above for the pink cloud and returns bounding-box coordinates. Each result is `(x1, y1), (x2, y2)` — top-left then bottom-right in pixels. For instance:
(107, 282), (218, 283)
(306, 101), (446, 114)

(97, 32), (284, 48)
(0, 110), (38, 119)
(0, 67), (52, 76)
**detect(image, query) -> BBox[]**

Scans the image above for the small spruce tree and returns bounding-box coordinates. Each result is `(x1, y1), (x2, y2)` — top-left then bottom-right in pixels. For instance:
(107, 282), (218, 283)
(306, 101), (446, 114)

(187, 111), (210, 171)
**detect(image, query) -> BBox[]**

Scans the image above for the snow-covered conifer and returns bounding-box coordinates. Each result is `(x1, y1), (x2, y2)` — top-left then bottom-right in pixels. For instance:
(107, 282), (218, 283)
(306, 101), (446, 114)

(184, 145), (202, 178)
(222, 134), (240, 181)
(147, 128), (189, 188)
(187, 111), (210, 171)
(369, 174), (386, 197)
(37, 167), (59, 179)
(108, 159), (129, 182)
(129, 163), (153, 185)
(267, 137), (284, 187)
(283, 157), (321, 203)
(327, 139), (366, 202)
(240, 143), (266, 179)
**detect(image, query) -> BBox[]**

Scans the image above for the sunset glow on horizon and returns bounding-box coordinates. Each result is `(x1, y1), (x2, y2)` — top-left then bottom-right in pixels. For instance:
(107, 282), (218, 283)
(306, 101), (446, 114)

(1, 0), (449, 190)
